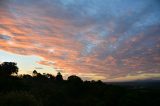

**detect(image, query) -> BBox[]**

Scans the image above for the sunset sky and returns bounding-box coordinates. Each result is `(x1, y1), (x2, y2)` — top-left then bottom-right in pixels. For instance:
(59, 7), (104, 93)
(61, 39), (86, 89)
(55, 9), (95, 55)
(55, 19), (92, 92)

(0, 0), (160, 81)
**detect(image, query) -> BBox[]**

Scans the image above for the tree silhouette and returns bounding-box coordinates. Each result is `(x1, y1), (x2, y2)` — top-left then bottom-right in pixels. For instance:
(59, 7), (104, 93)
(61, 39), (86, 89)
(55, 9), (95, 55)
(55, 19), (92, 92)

(0, 62), (18, 76)
(67, 75), (83, 83)
(33, 70), (38, 76)
(32, 70), (45, 80)
(55, 72), (63, 81)
(45, 73), (55, 80)
(22, 74), (32, 79)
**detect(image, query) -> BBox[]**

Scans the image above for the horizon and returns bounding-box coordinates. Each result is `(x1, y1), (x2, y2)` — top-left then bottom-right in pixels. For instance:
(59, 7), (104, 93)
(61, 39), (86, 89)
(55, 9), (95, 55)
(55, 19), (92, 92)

(0, 0), (160, 82)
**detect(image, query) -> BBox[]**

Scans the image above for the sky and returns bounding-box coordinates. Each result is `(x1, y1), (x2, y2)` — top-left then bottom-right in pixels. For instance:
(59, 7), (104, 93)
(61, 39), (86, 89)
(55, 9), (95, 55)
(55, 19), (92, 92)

(0, 0), (160, 81)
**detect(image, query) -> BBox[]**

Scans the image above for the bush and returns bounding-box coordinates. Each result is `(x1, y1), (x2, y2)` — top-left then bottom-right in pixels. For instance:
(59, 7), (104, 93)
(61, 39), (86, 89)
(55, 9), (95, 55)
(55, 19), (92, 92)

(0, 91), (42, 106)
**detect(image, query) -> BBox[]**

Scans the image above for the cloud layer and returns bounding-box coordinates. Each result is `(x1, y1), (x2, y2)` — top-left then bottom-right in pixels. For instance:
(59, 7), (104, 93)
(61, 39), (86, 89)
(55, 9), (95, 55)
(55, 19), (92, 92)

(0, 0), (160, 81)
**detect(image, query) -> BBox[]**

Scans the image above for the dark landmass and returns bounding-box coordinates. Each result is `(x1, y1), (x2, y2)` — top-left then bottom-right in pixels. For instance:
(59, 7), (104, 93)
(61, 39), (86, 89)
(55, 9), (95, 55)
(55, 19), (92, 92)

(0, 62), (160, 106)
(107, 79), (160, 89)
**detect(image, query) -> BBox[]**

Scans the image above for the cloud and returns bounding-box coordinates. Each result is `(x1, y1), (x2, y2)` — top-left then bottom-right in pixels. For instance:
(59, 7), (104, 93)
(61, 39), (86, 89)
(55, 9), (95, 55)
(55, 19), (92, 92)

(0, 34), (12, 40)
(0, 0), (160, 81)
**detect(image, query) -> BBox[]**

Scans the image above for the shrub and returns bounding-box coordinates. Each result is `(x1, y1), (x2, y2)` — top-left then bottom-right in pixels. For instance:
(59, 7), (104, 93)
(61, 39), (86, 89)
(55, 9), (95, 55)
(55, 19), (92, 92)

(0, 91), (42, 106)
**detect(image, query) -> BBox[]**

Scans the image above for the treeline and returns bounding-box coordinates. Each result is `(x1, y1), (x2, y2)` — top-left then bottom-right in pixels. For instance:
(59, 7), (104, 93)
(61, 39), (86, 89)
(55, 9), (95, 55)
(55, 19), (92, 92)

(0, 62), (160, 106)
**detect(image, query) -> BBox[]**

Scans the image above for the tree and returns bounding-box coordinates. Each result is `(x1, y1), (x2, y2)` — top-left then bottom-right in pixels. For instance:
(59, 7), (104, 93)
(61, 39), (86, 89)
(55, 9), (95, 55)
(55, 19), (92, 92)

(0, 62), (18, 76)
(45, 73), (55, 80)
(55, 72), (63, 81)
(32, 70), (45, 80)
(22, 74), (32, 79)
(67, 75), (83, 83)
(32, 70), (38, 76)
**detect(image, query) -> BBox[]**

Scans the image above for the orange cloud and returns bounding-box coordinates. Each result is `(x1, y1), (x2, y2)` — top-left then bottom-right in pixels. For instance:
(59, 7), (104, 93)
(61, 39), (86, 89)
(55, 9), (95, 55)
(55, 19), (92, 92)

(0, 0), (159, 81)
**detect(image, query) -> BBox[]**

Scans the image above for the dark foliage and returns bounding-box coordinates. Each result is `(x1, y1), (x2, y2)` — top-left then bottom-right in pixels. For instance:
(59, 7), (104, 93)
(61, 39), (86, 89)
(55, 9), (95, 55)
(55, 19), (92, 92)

(0, 62), (18, 76)
(55, 72), (63, 82)
(0, 62), (159, 106)
(67, 75), (83, 83)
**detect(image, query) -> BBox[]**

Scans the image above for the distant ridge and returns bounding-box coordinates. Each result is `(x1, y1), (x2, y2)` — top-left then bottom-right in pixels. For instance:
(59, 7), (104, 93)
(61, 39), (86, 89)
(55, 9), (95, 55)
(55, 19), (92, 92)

(106, 79), (160, 89)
